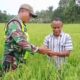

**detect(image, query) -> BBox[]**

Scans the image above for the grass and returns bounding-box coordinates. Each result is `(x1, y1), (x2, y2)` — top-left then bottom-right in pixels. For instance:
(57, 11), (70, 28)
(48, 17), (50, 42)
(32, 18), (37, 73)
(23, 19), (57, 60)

(0, 23), (80, 80)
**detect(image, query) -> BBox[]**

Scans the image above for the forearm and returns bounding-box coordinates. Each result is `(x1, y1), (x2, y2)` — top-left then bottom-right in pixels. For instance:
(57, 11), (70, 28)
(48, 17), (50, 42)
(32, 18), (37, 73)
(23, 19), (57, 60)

(12, 31), (38, 53)
(18, 41), (38, 53)
(47, 51), (70, 57)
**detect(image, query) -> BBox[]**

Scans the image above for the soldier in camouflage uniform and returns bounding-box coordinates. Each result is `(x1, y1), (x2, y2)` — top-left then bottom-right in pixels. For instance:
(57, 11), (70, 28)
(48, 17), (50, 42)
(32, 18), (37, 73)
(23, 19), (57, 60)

(3, 4), (50, 72)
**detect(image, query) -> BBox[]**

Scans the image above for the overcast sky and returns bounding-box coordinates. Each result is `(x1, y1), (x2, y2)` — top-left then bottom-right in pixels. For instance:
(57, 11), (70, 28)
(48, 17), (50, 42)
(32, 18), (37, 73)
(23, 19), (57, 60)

(0, 0), (60, 15)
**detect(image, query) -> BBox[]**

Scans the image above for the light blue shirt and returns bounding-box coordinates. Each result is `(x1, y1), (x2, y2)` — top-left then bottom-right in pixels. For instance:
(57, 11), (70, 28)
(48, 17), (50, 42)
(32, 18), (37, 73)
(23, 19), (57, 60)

(44, 32), (73, 69)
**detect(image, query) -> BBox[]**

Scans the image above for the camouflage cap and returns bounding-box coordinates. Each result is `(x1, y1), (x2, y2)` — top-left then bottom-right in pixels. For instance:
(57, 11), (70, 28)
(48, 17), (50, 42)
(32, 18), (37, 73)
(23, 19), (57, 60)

(19, 4), (37, 18)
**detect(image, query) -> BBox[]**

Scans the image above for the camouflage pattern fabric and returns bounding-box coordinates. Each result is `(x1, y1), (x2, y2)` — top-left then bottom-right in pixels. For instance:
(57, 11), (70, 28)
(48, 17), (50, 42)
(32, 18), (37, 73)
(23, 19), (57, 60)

(3, 17), (38, 72)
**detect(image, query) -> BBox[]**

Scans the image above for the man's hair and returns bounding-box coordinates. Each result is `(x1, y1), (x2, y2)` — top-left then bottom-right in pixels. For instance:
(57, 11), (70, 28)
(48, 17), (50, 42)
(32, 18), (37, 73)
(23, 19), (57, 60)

(51, 18), (63, 26)
(53, 17), (62, 22)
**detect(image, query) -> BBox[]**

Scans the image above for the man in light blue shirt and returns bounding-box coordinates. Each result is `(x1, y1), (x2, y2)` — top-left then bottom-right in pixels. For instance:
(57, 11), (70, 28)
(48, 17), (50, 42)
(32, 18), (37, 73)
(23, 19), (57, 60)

(43, 18), (73, 69)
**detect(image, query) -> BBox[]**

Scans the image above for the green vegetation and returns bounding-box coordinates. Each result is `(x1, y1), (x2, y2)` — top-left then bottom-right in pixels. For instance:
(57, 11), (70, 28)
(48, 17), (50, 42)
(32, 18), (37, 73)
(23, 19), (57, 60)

(0, 23), (80, 80)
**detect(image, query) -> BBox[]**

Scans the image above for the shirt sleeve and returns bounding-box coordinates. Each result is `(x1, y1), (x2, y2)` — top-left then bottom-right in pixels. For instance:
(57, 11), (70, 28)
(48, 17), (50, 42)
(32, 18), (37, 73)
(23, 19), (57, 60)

(43, 36), (49, 48)
(8, 21), (38, 53)
(65, 34), (73, 51)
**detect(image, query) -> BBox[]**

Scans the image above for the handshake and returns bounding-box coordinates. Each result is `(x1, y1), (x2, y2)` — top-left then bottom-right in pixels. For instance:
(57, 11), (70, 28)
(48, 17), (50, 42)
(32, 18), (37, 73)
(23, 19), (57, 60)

(31, 44), (54, 57)
(38, 47), (54, 57)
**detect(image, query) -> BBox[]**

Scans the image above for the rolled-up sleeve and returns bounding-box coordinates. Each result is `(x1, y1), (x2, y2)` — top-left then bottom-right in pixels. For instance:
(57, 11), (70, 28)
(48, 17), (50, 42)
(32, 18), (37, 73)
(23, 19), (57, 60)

(8, 22), (38, 53)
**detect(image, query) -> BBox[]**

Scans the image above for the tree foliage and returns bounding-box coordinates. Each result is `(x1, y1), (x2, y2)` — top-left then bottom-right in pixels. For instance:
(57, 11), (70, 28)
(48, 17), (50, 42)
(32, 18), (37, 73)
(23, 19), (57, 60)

(0, 10), (15, 23)
(0, 0), (80, 23)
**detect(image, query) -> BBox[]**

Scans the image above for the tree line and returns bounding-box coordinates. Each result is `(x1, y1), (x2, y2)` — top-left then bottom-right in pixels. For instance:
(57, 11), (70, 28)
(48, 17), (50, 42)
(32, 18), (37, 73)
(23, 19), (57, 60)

(34, 0), (80, 23)
(0, 10), (15, 23)
(0, 0), (80, 23)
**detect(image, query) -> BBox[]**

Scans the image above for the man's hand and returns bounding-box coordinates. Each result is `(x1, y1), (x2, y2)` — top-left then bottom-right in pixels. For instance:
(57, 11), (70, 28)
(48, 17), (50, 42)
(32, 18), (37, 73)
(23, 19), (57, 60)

(47, 52), (53, 57)
(38, 47), (51, 55)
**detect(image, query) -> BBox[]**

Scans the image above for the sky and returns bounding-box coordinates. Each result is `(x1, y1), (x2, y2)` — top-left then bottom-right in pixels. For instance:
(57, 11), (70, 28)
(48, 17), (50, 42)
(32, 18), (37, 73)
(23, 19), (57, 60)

(0, 0), (60, 15)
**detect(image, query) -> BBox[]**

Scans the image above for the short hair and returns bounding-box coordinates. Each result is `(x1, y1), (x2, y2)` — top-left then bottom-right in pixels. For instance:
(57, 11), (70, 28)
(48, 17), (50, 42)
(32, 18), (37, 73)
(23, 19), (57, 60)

(51, 18), (63, 26)
(53, 17), (62, 22)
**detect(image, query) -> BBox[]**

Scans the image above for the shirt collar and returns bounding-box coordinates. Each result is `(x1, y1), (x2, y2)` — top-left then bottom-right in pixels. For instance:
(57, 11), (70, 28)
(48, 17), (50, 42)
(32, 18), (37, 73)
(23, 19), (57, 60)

(51, 31), (64, 38)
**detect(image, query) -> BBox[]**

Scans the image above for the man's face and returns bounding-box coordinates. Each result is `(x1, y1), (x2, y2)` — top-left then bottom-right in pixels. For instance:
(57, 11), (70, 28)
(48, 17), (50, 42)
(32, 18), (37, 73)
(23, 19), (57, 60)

(51, 21), (63, 37)
(19, 8), (32, 23)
